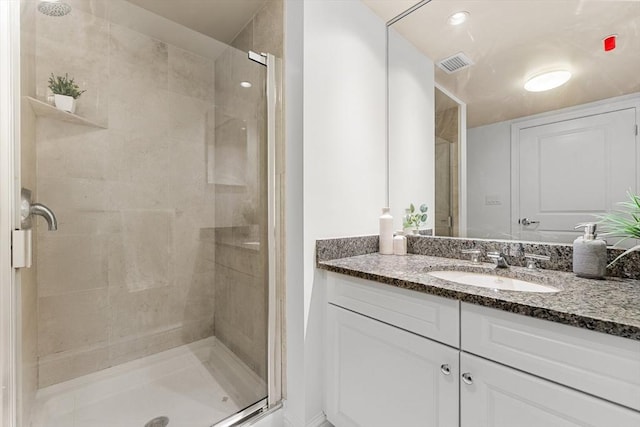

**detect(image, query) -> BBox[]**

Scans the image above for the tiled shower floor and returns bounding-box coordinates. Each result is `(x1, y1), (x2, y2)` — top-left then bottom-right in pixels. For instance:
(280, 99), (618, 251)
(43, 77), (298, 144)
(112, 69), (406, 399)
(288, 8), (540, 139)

(31, 337), (266, 427)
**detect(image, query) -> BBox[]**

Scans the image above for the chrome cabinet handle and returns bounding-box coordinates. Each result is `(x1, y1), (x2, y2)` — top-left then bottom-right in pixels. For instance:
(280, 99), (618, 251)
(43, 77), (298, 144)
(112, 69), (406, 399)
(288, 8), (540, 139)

(440, 364), (451, 375)
(520, 218), (540, 226)
(461, 372), (473, 385)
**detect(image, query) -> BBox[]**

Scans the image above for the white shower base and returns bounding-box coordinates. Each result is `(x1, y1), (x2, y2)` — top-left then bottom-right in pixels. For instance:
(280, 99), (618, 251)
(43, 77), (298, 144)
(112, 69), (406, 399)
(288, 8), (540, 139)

(31, 337), (266, 427)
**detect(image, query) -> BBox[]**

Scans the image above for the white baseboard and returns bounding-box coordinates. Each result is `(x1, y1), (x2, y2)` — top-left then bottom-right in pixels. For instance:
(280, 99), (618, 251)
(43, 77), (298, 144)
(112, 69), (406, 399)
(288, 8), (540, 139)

(307, 411), (330, 427)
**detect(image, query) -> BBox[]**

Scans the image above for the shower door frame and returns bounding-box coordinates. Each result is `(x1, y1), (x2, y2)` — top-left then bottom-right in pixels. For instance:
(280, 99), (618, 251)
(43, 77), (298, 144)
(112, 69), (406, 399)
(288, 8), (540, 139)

(0, 1), (21, 427)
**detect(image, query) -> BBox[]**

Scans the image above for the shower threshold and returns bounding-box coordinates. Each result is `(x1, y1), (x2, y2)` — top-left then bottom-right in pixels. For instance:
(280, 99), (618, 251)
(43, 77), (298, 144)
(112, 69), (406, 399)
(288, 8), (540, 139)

(31, 337), (266, 427)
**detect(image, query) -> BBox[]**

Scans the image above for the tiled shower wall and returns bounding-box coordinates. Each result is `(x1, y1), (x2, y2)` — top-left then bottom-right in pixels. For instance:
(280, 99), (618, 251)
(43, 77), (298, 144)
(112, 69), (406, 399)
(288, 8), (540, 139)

(34, 5), (218, 386)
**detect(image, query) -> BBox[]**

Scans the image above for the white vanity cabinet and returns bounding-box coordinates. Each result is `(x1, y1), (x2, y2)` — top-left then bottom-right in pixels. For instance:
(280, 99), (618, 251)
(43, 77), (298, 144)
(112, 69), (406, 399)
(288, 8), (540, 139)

(460, 352), (640, 427)
(325, 272), (640, 427)
(325, 273), (460, 427)
(326, 305), (459, 427)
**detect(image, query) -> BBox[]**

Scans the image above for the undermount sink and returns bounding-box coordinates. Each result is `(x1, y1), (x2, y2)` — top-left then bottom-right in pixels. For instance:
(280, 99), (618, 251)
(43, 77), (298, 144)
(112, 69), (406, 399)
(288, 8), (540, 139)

(427, 270), (560, 293)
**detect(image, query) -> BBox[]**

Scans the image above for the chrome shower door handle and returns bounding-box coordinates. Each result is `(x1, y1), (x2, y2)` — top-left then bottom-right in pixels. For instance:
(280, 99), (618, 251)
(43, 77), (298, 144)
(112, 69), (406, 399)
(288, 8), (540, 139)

(21, 188), (58, 231)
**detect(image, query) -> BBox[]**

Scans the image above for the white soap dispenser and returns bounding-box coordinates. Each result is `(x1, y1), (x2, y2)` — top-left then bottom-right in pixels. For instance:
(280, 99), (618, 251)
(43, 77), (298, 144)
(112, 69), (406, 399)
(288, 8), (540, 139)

(572, 223), (607, 279)
(379, 207), (394, 255)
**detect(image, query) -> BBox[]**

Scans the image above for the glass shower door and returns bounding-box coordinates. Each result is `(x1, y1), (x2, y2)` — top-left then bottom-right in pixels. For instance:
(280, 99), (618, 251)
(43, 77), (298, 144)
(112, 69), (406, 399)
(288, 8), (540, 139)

(15, 1), (275, 426)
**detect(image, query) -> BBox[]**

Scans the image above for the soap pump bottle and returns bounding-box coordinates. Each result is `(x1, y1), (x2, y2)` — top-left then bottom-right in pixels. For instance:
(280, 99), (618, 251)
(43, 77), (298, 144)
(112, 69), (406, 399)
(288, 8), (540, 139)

(572, 223), (607, 279)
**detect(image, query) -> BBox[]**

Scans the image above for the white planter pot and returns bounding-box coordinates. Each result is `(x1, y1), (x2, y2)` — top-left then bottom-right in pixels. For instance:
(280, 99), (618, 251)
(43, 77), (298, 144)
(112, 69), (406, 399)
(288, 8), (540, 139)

(54, 94), (76, 113)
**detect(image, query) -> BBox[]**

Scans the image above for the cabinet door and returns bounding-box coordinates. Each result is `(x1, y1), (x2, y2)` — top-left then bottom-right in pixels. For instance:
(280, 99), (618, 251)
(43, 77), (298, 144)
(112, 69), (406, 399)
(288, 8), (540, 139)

(460, 353), (640, 427)
(326, 304), (459, 427)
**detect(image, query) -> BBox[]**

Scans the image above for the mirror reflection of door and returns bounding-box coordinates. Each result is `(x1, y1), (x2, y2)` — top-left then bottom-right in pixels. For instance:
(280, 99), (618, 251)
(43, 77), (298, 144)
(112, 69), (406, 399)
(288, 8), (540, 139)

(514, 106), (637, 243)
(434, 87), (460, 237)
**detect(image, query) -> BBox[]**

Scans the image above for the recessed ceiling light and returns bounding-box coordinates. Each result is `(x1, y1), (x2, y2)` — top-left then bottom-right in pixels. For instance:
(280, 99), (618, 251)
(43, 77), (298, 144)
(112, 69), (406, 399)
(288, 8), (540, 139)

(240, 81), (252, 88)
(447, 11), (469, 26)
(524, 70), (572, 92)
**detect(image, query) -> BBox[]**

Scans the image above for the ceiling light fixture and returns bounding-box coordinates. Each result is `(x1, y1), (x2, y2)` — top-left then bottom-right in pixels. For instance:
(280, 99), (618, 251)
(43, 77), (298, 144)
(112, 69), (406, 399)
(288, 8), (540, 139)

(240, 81), (252, 88)
(524, 70), (572, 92)
(447, 11), (469, 26)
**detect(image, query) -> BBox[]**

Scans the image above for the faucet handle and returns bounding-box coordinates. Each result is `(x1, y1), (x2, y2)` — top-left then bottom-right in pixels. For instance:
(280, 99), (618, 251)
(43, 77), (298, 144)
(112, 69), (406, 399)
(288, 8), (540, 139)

(487, 251), (509, 268)
(524, 253), (550, 270)
(461, 249), (481, 264)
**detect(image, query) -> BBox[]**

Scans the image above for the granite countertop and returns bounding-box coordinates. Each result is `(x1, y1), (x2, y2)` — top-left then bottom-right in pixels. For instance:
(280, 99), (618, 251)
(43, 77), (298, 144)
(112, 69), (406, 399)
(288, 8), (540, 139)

(318, 253), (640, 341)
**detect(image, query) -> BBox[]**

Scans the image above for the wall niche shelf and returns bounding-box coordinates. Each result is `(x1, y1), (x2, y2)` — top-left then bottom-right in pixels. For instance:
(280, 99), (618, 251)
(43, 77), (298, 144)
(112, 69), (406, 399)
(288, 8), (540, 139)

(25, 97), (107, 129)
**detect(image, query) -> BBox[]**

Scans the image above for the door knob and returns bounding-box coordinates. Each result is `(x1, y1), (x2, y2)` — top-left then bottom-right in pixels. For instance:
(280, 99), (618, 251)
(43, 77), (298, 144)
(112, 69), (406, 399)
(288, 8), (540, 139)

(21, 188), (57, 231)
(519, 218), (540, 226)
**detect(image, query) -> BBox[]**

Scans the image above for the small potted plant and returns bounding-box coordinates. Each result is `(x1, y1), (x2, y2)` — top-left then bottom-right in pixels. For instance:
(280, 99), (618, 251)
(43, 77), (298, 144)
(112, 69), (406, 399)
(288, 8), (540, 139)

(403, 203), (428, 234)
(47, 73), (86, 114)
(598, 191), (640, 266)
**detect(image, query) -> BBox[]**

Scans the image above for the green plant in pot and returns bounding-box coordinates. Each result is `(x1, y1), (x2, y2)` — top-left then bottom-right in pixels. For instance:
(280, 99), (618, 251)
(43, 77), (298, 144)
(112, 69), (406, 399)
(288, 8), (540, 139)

(47, 73), (86, 114)
(403, 203), (428, 234)
(598, 191), (640, 266)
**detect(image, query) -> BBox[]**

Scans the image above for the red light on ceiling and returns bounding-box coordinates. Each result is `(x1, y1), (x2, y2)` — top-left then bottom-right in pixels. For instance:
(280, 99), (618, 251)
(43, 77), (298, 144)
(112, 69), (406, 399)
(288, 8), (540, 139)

(604, 35), (617, 52)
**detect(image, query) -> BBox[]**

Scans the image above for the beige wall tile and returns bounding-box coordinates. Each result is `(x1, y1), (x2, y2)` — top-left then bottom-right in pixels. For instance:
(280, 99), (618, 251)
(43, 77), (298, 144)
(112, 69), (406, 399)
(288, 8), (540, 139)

(49, 210), (122, 237)
(38, 347), (110, 388)
(37, 176), (107, 212)
(108, 23), (167, 91)
(108, 285), (173, 341)
(180, 319), (215, 344)
(107, 210), (173, 291)
(230, 20), (253, 54)
(37, 235), (108, 297)
(168, 46), (214, 102)
(253, 0), (284, 59)
(36, 124), (109, 180)
(168, 92), (210, 145)
(107, 88), (169, 140)
(38, 289), (109, 355)
(108, 328), (184, 367)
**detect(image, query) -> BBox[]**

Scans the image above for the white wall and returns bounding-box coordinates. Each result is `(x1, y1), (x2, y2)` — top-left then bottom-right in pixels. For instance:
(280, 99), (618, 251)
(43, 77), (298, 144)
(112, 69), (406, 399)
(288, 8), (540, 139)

(466, 121), (512, 239)
(388, 28), (435, 231)
(284, 0), (304, 425)
(284, 0), (387, 425)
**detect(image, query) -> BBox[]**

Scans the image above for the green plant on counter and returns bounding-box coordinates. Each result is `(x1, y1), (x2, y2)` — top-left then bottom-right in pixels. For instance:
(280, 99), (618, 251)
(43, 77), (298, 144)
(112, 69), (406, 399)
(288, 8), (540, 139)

(403, 203), (428, 230)
(47, 73), (86, 99)
(598, 191), (640, 266)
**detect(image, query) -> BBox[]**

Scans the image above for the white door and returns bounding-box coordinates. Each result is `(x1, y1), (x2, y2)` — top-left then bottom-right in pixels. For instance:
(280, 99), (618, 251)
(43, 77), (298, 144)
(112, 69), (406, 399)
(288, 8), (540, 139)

(513, 108), (637, 243)
(460, 352), (640, 427)
(326, 304), (459, 427)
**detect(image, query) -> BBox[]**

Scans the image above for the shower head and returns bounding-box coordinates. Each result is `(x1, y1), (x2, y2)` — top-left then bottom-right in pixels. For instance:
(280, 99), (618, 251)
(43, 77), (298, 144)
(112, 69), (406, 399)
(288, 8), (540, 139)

(37, 1), (71, 17)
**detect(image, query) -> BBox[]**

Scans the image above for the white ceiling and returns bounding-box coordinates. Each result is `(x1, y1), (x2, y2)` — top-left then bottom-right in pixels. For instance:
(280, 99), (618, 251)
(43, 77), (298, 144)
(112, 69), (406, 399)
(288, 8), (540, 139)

(126, 0), (267, 43)
(364, 0), (640, 128)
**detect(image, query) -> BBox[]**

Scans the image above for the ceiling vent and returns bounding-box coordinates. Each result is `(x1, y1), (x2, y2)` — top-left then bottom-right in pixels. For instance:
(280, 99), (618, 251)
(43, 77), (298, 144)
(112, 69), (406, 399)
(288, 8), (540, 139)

(437, 52), (474, 74)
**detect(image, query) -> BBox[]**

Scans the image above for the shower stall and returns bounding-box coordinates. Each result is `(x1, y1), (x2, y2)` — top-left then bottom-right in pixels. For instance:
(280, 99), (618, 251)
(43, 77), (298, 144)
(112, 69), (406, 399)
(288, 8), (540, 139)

(0, 0), (283, 426)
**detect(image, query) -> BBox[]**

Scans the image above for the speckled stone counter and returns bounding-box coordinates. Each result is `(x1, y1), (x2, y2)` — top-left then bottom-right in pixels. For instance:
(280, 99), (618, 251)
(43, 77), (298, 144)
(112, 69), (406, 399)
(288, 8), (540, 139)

(318, 253), (640, 341)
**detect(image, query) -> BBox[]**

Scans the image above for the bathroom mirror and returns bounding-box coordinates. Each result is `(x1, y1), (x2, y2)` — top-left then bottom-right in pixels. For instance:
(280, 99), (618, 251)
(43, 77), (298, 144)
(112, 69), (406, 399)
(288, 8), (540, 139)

(387, 0), (640, 244)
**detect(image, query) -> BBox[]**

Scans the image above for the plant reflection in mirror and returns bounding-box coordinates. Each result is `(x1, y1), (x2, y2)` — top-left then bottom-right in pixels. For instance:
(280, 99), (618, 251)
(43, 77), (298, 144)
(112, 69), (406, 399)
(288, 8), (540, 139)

(598, 191), (640, 266)
(403, 203), (428, 232)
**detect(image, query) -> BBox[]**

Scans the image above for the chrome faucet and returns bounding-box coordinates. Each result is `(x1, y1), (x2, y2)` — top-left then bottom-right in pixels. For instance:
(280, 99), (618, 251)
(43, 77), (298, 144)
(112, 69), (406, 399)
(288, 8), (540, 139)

(487, 251), (509, 268)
